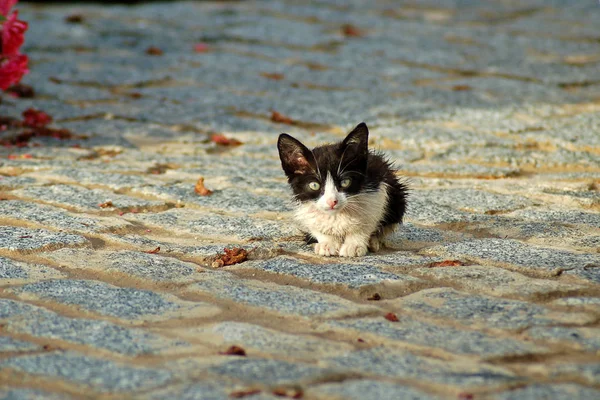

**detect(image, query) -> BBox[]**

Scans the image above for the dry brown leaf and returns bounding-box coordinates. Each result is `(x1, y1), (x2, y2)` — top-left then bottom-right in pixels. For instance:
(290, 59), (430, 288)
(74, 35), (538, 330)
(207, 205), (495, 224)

(229, 389), (262, 398)
(342, 24), (364, 37)
(211, 133), (243, 146)
(384, 312), (399, 322)
(146, 46), (163, 56)
(212, 247), (249, 268)
(194, 177), (213, 196)
(260, 72), (285, 80)
(98, 201), (114, 208)
(428, 260), (465, 268)
(270, 111), (295, 125)
(145, 247), (161, 254)
(219, 345), (246, 356)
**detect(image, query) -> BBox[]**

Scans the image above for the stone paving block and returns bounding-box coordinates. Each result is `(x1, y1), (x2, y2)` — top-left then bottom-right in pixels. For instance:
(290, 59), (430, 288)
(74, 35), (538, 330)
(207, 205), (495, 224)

(0, 226), (89, 253)
(508, 208), (600, 229)
(41, 248), (205, 283)
(397, 162), (521, 179)
(188, 271), (377, 318)
(410, 265), (585, 299)
(326, 316), (546, 358)
(0, 176), (38, 190)
(0, 299), (189, 356)
(551, 297), (600, 309)
(36, 168), (156, 191)
(130, 208), (297, 240)
(0, 351), (173, 393)
(133, 184), (290, 214)
(13, 184), (166, 212)
(0, 336), (40, 352)
(525, 326), (600, 353)
(0, 256), (65, 284)
(388, 288), (595, 330)
(405, 196), (489, 225)
(241, 256), (423, 289)
(0, 388), (71, 400)
(142, 381), (279, 400)
(552, 362), (600, 385)
(179, 322), (353, 361)
(424, 239), (600, 275)
(418, 188), (533, 214)
(9, 279), (219, 322)
(324, 347), (520, 388)
(0, 201), (131, 233)
(490, 383), (600, 400)
(208, 358), (335, 386)
(310, 379), (441, 400)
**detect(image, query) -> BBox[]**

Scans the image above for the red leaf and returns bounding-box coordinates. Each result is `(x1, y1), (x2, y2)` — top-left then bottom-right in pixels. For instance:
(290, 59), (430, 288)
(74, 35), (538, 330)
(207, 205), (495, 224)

(341, 24), (363, 37)
(194, 43), (210, 53)
(230, 389), (262, 398)
(212, 248), (249, 268)
(145, 46), (163, 56)
(428, 260), (465, 268)
(219, 345), (246, 356)
(145, 247), (161, 254)
(211, 133), (242, 146)
(22, 108), (52, 128)
(270, 111), (294, 125)
(384, 312), (399, 322)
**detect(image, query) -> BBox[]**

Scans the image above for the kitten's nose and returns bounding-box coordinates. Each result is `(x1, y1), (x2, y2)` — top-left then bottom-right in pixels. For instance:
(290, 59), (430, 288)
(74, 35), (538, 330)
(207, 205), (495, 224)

(327, 199), (338, 209)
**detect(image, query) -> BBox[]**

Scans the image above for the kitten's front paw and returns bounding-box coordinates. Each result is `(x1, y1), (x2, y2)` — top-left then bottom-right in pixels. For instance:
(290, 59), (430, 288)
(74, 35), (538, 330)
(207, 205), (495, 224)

(368, 236), (382, 253)
(315, 241), (340, 257)
(339, 242), (368, 257)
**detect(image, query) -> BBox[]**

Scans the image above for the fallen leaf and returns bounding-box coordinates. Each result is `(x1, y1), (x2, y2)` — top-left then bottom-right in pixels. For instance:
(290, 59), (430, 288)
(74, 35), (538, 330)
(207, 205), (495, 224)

(367, 293), (381, 301)
(458, 393), (474, 400)
(194, 43), (210, 53)
(271, 110), (294, 125)
(146, 46), (163, 56)
(452, 85), (472, 91)
(145, 247), (161, 254)
(19, 235), (32, 239)
(211, 133), (243, 146)
(212, 247), (249, 268)
(260, 72), (285, 80)
(219, 345), (246, 356)
(98, 201), (114, 208)
(357, 338), (365, 343)
(384, 312), (399, 322)
(342, 24), (364, 37)
(194, 177), (213, 196)
(65, 14), (84, 23)
(428, 260), (464, 268)
(7, 83), (35, 98)
(229, 389), (262, 398)
(23, 108), (52, 128)
(272, 387), (304, 398)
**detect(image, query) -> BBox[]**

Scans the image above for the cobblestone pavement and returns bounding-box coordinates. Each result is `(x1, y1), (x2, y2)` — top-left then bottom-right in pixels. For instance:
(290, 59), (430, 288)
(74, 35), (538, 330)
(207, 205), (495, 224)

(1, 0), (600, 398)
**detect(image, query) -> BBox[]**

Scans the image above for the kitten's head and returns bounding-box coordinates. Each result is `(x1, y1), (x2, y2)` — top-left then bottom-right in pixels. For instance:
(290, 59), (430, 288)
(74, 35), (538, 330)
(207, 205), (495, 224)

(277, 122), (369, 213)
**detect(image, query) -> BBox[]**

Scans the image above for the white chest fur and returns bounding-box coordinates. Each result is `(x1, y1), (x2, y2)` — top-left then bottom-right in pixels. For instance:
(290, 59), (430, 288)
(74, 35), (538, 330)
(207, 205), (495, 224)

(294, 183), (389, 239)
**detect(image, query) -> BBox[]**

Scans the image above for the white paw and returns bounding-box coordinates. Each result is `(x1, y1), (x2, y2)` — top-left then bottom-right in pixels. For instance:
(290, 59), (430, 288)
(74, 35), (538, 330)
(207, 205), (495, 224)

(368, 236), (382, 253)
(315, 241), (340, 256)
(339, 242), (368, 257)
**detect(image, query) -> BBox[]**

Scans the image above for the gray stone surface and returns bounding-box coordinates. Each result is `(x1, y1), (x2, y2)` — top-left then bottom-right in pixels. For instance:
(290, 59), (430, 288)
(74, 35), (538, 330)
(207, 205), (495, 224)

(243, 256), (422, 289)
(0, 226), (89, 252)
(0, 351), (173, 392)
(425, 239), (600, 275)
(327, 316), (546, 357)
(389, 288), (594, 330)
(0, 200), (131, 233)
(13, 184), (166, 212)
(0, 336), (40, 352)
(10, 279), (217, 321)
(0, 300), (189, 355)
(491, 384), (600, 400)
(0, 389), (70, 400)
(325, 347), (520, 388)
(310, 380), (441, 400)
(189, 271), (376, 318)
(1, 0), (599, 397)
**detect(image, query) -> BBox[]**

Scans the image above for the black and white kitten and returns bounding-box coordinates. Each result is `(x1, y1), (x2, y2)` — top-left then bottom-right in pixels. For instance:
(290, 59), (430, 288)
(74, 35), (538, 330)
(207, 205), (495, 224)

(277, 122), (407, 257)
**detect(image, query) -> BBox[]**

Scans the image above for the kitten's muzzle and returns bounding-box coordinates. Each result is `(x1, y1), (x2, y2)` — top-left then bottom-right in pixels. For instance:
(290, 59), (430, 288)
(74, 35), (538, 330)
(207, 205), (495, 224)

(326, 199), (338, 209)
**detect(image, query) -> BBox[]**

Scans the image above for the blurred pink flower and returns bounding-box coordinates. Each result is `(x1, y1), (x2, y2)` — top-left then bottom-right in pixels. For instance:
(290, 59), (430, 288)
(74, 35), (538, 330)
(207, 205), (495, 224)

(0, 0), (17, 17)
(2, 10), (28, 55)
(0, 53), (28, 90)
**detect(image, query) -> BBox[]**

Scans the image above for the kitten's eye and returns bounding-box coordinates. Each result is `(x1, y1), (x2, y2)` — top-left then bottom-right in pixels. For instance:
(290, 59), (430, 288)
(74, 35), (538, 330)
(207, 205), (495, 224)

(308, 181), (320, 191)
(340, 178), (352, 188)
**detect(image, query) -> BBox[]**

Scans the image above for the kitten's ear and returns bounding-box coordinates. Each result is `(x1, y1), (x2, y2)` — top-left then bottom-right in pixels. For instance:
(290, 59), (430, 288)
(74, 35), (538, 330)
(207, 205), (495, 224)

(277, 133), (315, 176)
(342, 122), (369, 156)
